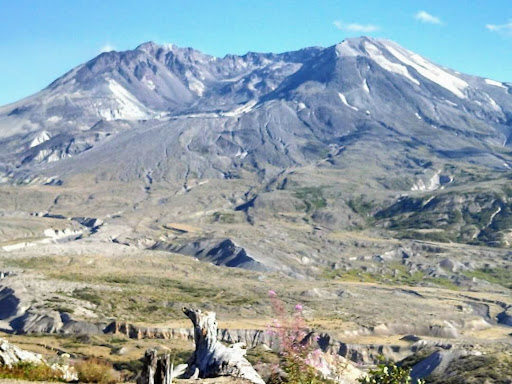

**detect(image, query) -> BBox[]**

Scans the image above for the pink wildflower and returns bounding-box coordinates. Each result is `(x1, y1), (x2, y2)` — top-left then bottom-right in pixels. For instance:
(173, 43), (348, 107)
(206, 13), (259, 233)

(268, 289), (276, 297)
(295, 303), (303, 311)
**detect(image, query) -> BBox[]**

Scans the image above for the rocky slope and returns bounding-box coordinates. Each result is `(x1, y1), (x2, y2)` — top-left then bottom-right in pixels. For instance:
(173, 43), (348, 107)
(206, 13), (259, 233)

(0, 38), (511, 260)
(0, 38), (511, 383)
(1, 37), (511, 183)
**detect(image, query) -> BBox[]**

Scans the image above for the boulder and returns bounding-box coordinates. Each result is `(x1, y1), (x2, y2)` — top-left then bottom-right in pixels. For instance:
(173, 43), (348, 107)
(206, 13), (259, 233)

(0, 337), (44, 367)
(0, 337), (78, 382)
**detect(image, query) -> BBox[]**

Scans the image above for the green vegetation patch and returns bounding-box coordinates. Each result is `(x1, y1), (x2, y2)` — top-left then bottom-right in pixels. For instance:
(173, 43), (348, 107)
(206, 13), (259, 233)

(72, 287), (103, 306)
(376, 189), (512, 247)
(6, 255), (61, 269)
(322, 264), (459, 290)
(62, 273), (260, 322)
(212, 211), (236, 224)
(0, 362), (63, 382)
(347, 195), (376, 217)
(428, 353), (512, 384)
(463, 267), (512, 289)
(293, 186), (327, 213)
(394, 230), (457, 243)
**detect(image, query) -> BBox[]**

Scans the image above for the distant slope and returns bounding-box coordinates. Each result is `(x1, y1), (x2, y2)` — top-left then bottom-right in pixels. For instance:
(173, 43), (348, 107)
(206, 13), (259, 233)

(1, 37), (512, 253)
(0, 37), (510, 185)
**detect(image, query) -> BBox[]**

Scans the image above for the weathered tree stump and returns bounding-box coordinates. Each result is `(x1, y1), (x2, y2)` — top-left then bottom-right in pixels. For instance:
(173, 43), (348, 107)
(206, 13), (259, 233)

(137, 349), (177, 384)
(137, 349), (157, 384)
(181, 307), (265, 384)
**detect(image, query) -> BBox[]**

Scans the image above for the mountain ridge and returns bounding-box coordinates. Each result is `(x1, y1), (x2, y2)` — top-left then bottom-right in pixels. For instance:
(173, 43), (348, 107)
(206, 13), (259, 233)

(1, 37), (512, 255)
(0, 37), (510, 167)
(1, 37), (512, 384)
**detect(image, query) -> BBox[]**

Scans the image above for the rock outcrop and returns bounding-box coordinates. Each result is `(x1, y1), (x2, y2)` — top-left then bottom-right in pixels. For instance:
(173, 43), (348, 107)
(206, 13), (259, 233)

(151, 238), (267, 271)
(0, 337), (45, 367)
(104, 321), (277, 348)
(0, 337), (77, 381)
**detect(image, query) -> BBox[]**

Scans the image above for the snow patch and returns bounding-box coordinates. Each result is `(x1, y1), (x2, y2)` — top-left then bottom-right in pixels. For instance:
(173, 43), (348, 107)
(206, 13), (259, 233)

(30, 131), (51, 148)
(246, 76), (261, 92)
(485, 79), (507, 89)
(363, 79), (370, 94)
(335, 41), (360, 57)
(102, 79), (153, 120)
(47, 116), (62, 123)
(235, 148), (248, 159)
(185, 70), (205, 96)
(415, 112), (422, 120)
(3, 228), (83, 252)
(338, 93), (358, 111)
(412, 171), (453, 192)
(222, 99), (258, 117)
(144, 79), (156, 91)
(47, 151), (68, 163)
(384, 44), (468, 99)
(411, 171), (441, 192)
(34, 149), (52, 162)
(364, 43), (420, 85)
(484, 93), (501, 112)
(487, 207), (502, 227)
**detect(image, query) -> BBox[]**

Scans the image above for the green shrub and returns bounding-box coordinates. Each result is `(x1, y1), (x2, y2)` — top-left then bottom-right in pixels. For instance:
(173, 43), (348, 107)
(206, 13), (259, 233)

(463, 267), (512, 289)
(347, 196), (375, 217)
(293, 187), (327, 212)
(358, 362), (425, 384)
(72, 287), (102, 306)
(0, 362), (62, 381)
(212, 211), (236, 223)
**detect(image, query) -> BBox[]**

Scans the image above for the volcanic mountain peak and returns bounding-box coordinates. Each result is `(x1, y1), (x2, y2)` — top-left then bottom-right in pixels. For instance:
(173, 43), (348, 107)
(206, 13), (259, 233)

(0, 37), (511, 185)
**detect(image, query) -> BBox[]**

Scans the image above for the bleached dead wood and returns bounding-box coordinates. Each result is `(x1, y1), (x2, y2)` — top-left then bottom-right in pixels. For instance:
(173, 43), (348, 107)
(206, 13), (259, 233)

(180, 307), (265, 384)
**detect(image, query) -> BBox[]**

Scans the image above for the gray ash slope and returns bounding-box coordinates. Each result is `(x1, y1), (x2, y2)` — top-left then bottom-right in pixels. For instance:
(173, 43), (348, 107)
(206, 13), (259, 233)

(2, 37), (512, 264)
(1, 36), (511, 184)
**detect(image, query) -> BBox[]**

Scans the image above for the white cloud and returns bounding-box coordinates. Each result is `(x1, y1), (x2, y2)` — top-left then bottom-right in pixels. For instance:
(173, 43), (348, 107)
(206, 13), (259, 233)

(333, 20), (380, 33)
(100, 43), (115, 53)
(414, 11), (442, 25)
(486, 20), (512, 35)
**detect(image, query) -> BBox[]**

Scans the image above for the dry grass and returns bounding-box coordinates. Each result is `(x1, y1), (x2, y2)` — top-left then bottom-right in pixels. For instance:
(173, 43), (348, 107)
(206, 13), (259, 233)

(74, 358), (119, 384)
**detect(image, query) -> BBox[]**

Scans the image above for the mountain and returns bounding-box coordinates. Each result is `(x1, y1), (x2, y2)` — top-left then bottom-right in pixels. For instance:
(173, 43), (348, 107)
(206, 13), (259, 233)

(1, 37), (512, 271)
(1, 37), (511, 181)
(1, 37), (512, 383)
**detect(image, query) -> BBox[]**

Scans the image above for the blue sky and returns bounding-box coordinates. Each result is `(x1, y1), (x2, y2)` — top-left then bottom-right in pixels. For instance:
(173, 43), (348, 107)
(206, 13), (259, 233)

(0, 0), (511, 105)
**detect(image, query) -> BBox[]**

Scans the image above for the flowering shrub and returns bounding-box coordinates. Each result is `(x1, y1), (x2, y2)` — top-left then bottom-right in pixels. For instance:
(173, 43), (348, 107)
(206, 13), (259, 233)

(266, 290), (323, 384)
(358, 361), (425, 384)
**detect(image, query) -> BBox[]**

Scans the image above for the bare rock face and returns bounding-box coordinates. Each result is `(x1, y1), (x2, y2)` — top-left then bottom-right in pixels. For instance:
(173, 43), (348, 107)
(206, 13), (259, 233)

(10, 311), (63, 334)
(0, 337), (44, 366)
(181, 308), (265, 384)
(0, 338), (77, 381)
